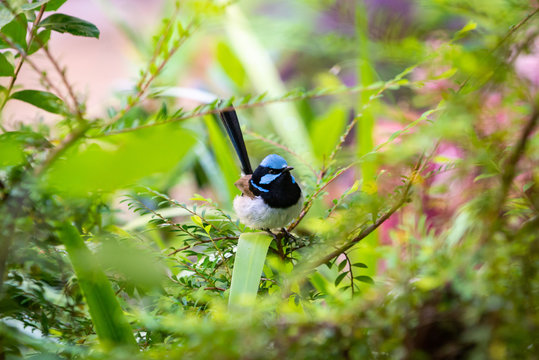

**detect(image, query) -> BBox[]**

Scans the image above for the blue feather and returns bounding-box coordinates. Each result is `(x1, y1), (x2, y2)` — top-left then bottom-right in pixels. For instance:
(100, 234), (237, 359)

(250, 179), (269, 192)
(260, 154), (287, 169)
(260, 173), (279, 184)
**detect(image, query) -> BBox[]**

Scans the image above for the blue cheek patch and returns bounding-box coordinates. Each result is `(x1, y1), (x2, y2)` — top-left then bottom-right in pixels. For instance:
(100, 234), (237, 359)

(260, 173), (279, 184)
(250, 179), (269, 192)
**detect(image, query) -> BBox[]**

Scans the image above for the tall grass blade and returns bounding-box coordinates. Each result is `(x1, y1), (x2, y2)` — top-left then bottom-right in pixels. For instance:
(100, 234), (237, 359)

(352, 1), (379, 282)
(223, 4), (317, 170)
(58, 223), (137, 349)
(228, 232), (273, 309)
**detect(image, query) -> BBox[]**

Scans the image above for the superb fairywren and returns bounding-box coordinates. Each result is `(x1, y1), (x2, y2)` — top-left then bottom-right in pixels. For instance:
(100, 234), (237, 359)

(219, 109), (303, 230)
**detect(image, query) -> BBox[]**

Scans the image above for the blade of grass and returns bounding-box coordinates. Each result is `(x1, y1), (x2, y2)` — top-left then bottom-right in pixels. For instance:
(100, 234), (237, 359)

(204, 114), (240, 206)
(58, 223), (137, 349)
(222, 4), (317, 171)
(351, 1), (379, 284)
(228, 232), (273, 310)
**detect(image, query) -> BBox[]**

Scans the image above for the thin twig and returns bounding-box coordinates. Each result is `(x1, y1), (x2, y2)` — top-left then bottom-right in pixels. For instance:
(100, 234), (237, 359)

(167, 236), (238, 256)
(110, 20), (196, 124)
(94, 74), (414, 138)
(0, 33), (67, 109)
(42, 46), (84, 119)
(0, 4), (46, 114)
(482, 105), (539, 243)
(342, 251), (355, 296)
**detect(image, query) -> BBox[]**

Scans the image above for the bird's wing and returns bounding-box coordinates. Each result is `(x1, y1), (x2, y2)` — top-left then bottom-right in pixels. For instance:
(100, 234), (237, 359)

(234, 175), (256, 199)
(219, 108), (253, 175)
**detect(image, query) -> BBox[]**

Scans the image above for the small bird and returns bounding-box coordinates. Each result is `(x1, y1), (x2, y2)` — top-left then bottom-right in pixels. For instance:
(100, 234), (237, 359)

(219, 108), (303, 230)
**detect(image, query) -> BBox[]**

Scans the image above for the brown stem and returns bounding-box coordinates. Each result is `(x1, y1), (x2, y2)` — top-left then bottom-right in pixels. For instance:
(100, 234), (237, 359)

(482, 105), (539, 243)
(110, 21), (196, 124)
(0, 5), (47, 114)
(42, 46), (84, 119)
(310, 182), (412, 269)
(94, 78), (405, 138)
(0, 33), (67, 106)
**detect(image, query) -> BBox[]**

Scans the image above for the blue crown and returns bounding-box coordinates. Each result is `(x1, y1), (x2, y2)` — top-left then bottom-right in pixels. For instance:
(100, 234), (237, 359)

(260, 154), (287, 169)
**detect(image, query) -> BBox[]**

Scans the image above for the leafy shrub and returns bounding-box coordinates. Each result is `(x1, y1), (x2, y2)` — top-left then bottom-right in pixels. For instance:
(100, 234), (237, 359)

(0, 0), (537, 359)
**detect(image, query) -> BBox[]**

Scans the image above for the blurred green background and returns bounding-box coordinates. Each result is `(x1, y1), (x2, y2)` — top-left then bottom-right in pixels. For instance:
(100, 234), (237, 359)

(1, 0), (538, 359)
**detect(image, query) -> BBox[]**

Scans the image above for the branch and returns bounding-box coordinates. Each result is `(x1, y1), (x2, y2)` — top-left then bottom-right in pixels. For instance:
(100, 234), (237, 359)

(34, 122), (92, 175)
(498, 106), (538, 207)
(42, 46), (84, 119)
(0, 32), (67, 108)
(481, 105), (539, 243)
(94, 69), (415, 137)
(308, 177), (413, 269)
(0, 4), (46, 116)
(110, 19), (196, 124)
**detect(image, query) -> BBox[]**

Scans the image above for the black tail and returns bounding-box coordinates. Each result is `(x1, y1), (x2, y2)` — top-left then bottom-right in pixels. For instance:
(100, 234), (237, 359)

(219, 108), (253, 175)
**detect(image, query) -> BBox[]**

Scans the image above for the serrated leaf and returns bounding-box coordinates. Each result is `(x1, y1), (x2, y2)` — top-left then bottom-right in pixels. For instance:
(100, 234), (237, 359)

(335, 272), (347, 286)
(354, 275), (374, 284)
(11, 89), (65, 114)
(39, 13), (100, 38)
(0, 51), (14, 76)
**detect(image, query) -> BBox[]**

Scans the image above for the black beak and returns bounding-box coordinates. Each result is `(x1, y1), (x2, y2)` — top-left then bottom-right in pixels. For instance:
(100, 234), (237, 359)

(284, 166), (294, 172)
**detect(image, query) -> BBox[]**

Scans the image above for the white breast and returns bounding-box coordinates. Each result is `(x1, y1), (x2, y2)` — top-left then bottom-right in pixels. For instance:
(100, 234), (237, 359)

(233, 195), (303, 229)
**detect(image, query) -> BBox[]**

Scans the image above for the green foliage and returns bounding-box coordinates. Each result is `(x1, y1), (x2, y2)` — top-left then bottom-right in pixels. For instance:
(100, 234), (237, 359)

(11, 90), (65, 114)
(1, 0), (538, 359)
(57, 223), (137, 348)
(38, 14), (99, 38)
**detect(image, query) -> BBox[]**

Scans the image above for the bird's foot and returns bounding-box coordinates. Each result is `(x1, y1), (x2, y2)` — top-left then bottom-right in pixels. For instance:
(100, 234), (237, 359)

(263, 228), (278, 240)
(281, 227), (297, 242)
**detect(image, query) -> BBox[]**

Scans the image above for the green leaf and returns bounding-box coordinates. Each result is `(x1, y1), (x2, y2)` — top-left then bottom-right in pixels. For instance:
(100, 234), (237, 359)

(352, 262), (368, 268)
(57, 223), (137, 349)
(0, 14), (28, 51)
(216, 41), (246, 88)
(0, 51), (14, 76)
(39, 13), (99, 38)
(21, 0), (49, 10)
(0, 133), (25, 168)
(354, 275), (374, 284)
(28, 29), (51, 55)
(204, 115), (240, 205)
(0, 4), (15, 28)
(229, 232), (273, 310)
(11, 90), (65, 114)
(44, 124), (196, 196)
(337, 259), (347, 272)
(334, 272), (347, 286)
(310, 105), (347, 160)
(45, 0), (67, 11)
